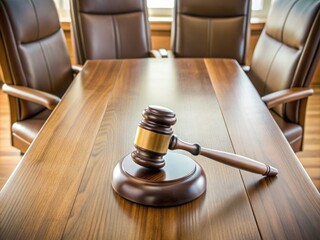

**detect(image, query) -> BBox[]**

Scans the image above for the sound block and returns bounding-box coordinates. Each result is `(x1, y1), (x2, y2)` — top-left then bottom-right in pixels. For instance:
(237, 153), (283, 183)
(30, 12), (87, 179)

(112, 152), (206, 207)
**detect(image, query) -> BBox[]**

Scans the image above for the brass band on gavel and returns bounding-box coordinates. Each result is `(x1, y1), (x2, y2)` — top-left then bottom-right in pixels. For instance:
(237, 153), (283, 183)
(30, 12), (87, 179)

(134, 126), (171, 154)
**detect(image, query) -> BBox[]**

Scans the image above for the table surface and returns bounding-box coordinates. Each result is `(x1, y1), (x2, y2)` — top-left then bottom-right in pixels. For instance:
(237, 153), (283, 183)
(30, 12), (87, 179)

(0, 59), (319, 239)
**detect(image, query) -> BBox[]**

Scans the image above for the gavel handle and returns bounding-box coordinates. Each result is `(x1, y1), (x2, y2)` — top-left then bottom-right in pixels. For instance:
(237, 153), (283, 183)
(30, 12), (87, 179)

(169, 135), (278, 177)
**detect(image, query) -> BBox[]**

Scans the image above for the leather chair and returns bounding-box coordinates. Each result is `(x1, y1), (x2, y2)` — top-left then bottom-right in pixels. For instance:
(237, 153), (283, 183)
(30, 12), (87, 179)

(247, 0), (320, 152)
(0, 0), (81, 153)
(171, 0), (251, 65)
(71, 0), (159, 64)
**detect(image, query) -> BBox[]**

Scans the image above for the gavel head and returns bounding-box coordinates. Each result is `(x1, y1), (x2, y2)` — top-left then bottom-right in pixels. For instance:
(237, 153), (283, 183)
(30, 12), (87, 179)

(131, 105), (177, 169)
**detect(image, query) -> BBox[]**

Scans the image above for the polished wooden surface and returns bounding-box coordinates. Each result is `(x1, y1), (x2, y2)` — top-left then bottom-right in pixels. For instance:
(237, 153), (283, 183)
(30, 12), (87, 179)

(0, 59), (319, 239)
(206, 59), (320, 239)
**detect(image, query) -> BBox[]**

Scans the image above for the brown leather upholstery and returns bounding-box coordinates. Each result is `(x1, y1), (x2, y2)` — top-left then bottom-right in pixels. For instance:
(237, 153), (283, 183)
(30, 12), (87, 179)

(247, 0), (320, 152)
(171, 0), (251, 65)
(0, 0), (74, 153)
(71, 0), (153, 64)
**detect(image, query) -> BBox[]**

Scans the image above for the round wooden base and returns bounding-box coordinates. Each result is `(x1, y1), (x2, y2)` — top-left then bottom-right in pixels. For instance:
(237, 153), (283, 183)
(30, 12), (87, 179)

(112, 152), (206, 207)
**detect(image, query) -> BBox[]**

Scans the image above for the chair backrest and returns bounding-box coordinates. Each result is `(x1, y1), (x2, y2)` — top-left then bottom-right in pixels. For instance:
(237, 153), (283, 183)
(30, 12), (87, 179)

(0, 0), (73, 123)
(248, 0), (320, 124)
(71, 0), (152, 64)
(171, 0), (251, 65)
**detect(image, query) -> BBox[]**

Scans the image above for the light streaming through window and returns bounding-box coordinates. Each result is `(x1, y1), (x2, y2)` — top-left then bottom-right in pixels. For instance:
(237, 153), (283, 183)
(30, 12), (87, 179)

(147, 0), (174, 8)
(147, 0), (264, 10)
(54, 0), (267, 20)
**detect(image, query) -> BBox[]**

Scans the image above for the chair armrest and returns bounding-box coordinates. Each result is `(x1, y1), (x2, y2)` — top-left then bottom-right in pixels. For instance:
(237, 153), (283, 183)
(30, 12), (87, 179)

(158, 49), (169, 58)
(148, 50), (162, 58)
(148, 49), (173, 58)
(72, 65), (83, 74)
(242, 65), (250, 72)
(2, 84), (60, 110)
(261, 87), (314, 109)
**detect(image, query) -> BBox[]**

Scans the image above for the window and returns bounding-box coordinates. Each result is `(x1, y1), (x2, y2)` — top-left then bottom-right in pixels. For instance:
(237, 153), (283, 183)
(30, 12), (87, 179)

(251, 0), (272, 18)
(147, 0), (173, 20)
(147, 0), (271, 19)
(252, 0), (264, 10)
(53, 0), (70, 21)
(147, 0), (173, 8)
(147, 0), (266, 10)
(54, 0), (271, 22)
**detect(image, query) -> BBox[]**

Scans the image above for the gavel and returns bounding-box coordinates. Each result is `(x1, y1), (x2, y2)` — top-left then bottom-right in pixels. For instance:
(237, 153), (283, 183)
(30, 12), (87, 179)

(132, 105), (278, 177)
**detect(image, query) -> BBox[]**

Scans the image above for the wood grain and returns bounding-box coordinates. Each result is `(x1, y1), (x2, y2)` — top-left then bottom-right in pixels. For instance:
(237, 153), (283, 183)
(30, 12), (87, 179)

(62, 59), (259, 239)
(3, 74), (318, 192)
(205, 58), (320, 239)
(150, 21), (172, 50)
(0, 61), (121, 239)
(311, 63), (320, 85)
(0, 59), (319, 239)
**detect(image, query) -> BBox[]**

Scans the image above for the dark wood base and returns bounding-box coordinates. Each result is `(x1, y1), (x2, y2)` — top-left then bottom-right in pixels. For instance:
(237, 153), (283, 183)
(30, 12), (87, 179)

(112, 152), (207, 207)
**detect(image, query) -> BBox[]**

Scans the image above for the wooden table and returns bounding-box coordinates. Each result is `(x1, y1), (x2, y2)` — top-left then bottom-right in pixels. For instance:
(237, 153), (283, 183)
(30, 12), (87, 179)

(1, 59), (319, 239)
